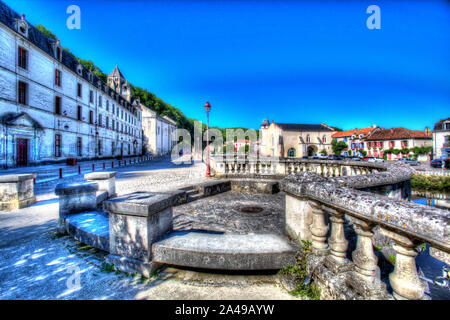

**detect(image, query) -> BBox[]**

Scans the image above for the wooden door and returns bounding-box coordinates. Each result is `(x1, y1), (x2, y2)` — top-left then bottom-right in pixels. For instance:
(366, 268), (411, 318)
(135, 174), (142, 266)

(16, 138), (28, 167)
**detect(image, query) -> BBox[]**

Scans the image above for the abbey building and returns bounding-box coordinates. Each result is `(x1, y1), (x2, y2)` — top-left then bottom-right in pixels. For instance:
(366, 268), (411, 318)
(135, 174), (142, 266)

(0, 1), (176, 167)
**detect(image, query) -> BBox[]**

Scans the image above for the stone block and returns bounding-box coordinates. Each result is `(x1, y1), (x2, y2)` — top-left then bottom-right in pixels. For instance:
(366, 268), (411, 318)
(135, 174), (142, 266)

(55, 182), (99, 232)
(104, 192), (175, 264)
(0, 173), (36, 211)
(85, 171), (117, 198)
(285, 193), (313, 243)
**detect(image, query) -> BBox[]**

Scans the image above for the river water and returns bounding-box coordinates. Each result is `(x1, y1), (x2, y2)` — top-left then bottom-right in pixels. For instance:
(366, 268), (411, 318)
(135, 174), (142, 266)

(412, 191), (449, 300)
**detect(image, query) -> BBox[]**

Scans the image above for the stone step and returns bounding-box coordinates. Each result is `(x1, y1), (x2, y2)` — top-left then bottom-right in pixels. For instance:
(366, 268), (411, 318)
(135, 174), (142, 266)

(65, 211), (110, 252)
(152, 232), (297, 270)
(186, 189), (200, 196)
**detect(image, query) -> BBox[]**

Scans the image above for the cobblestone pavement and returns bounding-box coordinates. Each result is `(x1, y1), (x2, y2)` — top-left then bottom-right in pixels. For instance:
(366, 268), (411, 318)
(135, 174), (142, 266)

(0, 158), (300, 300)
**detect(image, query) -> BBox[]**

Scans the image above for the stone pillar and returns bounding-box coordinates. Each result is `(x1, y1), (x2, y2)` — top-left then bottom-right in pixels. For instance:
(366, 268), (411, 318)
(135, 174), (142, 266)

(285, 194), (313, 242)
(352, 219), (378, 280)
(84, 171), (117, 198)
(323, 206), (352, 273)
(309, 201), (329, 255)
(346, 218), (388, 298)
(103, 191), (176, 278)
(0, 173), (36, 211)
(381, 228), (425, 300)
(55, 182), (99, 233)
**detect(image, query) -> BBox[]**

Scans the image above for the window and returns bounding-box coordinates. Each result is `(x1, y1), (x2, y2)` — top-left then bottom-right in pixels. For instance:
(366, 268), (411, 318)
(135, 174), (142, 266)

(55, 96), (61, 114)
(112, 120), (115, 131)
(89, 110), (93, 124)
(77, 137), (82, 157)
(288, 148), (296, 158)
(323, 135), (327, 143)
(401, 140), (409, 148)
(55, 134), (61, 157)
(99, 96), (102, 107)
(18, 81), (27, 105)
(98, 114), (102, 126)
(106, 100), (109, 111)
(106, 117), (109, 128)
(55, 69), (62, 86)
(112, 104), (115, 114)
(18, 47), (28, 69)
(56, 47), (62, 61)
(77, 106), (82, 121)
(98, 140), (102, 155)
(89, 90), (94, 103)
(306, 135), (311, 143)
(445, 123), (450, 130)
(77, 83), (82, 97)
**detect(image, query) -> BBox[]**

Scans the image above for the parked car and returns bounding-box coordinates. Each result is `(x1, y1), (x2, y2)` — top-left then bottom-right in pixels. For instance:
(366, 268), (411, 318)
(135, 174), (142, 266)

(430, 159), (443, 168)
(311, 156), (319, 160)
(302, 156), (309, 160)
(351, 157), (362, 161)
(317, 153), (328, 160)
(404, 159), (420, 166)
(374, 158), (384, 163)
(327, 155), (341, 161)
(364, 157), (376, 163)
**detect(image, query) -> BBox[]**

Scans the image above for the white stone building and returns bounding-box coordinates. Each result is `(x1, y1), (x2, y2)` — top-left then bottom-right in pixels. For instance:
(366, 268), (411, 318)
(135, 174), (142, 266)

(0, 2), (176, 167)
(432, 117), (450, 159)
(141, 107), (177, 156)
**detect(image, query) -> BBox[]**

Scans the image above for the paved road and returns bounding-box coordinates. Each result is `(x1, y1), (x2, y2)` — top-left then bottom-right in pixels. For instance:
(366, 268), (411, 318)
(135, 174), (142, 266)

(0, 158), (298, 300)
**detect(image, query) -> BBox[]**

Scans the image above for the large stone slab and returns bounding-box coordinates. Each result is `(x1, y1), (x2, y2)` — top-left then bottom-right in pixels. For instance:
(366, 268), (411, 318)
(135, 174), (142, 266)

(152, 232), (297, 270)
(65, 211), (109, 252)
(0, 173), (36, 211)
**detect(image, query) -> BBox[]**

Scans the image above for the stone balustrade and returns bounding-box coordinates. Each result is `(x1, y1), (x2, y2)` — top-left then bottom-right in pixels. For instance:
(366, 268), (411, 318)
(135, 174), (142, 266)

(0, 173), (36, 211)
(279, 166), (449, 300)
(211, 156), (384, 179)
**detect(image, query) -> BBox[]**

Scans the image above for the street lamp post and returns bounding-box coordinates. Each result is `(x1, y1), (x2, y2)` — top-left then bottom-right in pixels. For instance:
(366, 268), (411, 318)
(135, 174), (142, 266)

(204, 101), (211, 177)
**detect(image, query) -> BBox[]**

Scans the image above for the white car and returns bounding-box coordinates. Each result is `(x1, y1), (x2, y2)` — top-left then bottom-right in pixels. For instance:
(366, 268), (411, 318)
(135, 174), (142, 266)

(317, 153), (328, 160)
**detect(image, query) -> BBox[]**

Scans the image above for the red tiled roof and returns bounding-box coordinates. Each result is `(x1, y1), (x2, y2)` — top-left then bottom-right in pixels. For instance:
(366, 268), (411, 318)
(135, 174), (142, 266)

(332, 127), (376, 139)
(365, 127), (432, 141)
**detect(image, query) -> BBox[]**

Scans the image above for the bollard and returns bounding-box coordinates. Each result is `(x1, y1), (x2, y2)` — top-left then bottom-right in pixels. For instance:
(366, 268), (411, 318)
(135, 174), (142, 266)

(118, 161), (121, 166)
(78, 166), (81, 174)
(103, 163), (106, 170)
(59, 168), (63, 179)
(112, 162), (114, 168)
(92, 164), (95, 172)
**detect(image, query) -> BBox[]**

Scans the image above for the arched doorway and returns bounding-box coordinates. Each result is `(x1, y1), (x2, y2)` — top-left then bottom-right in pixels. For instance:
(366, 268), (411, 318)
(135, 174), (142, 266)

(307, 145), (317, 157)
(287, 148), (296, 158)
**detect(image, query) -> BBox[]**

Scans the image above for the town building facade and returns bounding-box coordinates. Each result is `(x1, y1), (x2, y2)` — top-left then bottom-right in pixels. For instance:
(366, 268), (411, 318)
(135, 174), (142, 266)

(364, 127), (432, 160)
(432, 117), (450, 159)
(141, 107), (177, 156)
(0, 2), (176, 167)
(332, 125), (380, 157)
(259, 120), (335, 157)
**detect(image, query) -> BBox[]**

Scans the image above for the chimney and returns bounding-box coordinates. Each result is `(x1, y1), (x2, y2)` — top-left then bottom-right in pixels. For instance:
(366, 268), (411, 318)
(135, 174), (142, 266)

(21, 14), (25, 20)
(425, 127), (430, 135)
(373, 124), (377, 128)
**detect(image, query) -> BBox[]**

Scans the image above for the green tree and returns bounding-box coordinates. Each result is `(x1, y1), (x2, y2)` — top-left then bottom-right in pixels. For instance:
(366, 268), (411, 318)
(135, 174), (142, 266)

(320, 148), (328, 156)
(359, 149), (367, 157)
(331, 139), (348, 155)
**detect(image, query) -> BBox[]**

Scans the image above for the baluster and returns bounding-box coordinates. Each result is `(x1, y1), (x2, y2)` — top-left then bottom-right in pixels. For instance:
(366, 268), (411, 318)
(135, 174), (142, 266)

(309, 201), (329, 255)
(380, 228), (425, 300)
(352, 219), (378, 281)
(320, 206), (354, 274)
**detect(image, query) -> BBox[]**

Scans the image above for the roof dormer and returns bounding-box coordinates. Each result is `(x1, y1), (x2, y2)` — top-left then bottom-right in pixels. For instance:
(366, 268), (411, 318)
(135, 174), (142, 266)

(76, 62), (83, 76)
(53, 38), (63, 62)
(15, 14), (29, 38)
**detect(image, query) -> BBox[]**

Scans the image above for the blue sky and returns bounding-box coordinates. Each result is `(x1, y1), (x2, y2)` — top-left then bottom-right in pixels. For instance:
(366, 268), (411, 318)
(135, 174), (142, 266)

(6, 0), (450, 130)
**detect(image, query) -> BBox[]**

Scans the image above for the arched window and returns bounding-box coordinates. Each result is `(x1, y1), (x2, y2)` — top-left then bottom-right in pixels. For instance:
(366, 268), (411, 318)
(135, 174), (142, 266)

(288, 148), (296, 158)
(323, 135), (327, 143)
(306, 134), (311, 143)
(271, 135), (274, 145)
